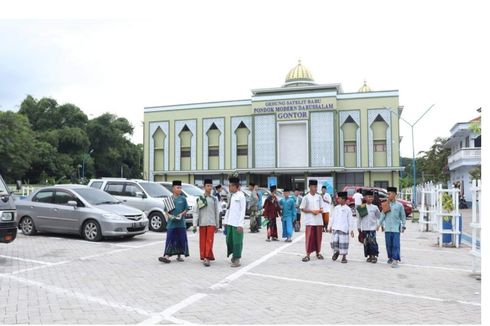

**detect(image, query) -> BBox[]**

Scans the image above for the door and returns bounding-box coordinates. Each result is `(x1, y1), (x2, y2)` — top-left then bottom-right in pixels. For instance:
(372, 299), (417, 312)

(30, 190), (56, 231)
(50, 191), (84, 233)
(122, 182), (146, 211)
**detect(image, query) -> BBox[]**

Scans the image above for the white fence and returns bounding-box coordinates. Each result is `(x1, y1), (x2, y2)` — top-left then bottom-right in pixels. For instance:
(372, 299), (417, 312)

(435, 187), (461, 248)
(470, 179), (481, 274)
(418, 182), (439, 232)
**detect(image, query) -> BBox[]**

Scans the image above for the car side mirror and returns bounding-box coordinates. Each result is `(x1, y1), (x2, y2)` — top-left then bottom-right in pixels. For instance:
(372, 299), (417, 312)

(136, 192), (147, 199)
(67, 200), (78, 208)
(16, 180), (22, 190)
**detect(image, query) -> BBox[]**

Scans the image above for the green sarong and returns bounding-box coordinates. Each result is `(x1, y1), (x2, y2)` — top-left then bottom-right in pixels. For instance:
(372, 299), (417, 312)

(226, 225), (243, 259)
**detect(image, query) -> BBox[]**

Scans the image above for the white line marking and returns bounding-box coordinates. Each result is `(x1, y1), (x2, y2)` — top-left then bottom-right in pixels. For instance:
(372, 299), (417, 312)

(0, 255), (56, 265)
(0, 273), (153, 316)
(278, 252), (472, 272)
(246, 272), (481, 307)
(138, 234), (306, 325)
(10, 261), (71, 275)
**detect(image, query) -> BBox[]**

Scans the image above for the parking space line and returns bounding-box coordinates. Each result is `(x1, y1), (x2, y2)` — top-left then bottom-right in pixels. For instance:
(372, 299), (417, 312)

(0, 254), (56, 265)
(278, 251), (472, 272)
(138, 234), (306, 325)
(245, 272), (481, 307)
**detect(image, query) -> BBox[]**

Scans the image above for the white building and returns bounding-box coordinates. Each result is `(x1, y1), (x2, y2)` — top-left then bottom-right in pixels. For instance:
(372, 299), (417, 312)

(444, 113), (481, 204)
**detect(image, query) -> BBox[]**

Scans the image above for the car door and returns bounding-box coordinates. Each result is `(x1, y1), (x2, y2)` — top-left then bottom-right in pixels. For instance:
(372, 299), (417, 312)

(50, 190), (84, 234)
(29, 190), (56, 231)
(122, 182), (146, 211)
(104, 182), (126, 204)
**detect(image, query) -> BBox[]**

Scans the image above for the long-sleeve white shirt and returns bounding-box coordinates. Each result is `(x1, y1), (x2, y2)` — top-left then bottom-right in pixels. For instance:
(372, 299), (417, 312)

(223, 190), (246, 227)
(357, 204), (380, 231)
(329, 204), (354, 233)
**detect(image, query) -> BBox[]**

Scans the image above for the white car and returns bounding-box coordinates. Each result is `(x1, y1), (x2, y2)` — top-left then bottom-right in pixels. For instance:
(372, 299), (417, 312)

(158, 182), (204, 212)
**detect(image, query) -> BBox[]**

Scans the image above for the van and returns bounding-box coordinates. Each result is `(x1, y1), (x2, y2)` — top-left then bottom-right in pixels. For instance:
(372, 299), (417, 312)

(0, 175), (17, 243)
(88, 178), (192, 232)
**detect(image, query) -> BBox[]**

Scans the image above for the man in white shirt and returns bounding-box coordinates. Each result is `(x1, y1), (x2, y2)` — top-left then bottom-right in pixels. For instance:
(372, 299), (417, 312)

(223, 176), (246, 267)
(321, 186), (332, 232)
(300, 179), (324, 262)
(328, 191), (355, 263)
(352, 188), (364, 208)
(357, 190), (380, 263)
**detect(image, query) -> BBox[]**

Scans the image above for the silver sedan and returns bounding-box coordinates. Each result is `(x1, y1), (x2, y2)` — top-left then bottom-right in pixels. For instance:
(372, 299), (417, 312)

(16, 185), (148, 241)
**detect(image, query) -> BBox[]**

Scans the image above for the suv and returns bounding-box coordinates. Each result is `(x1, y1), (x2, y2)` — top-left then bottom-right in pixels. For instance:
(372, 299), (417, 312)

(158, 182), (203, 216)
(341, 186), (413, 217)
(88, 178), (191, 232)
(0, 175), (17, 243)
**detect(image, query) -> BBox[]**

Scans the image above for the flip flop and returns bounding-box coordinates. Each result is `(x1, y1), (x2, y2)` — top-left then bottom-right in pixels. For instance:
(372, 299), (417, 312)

(158, 257), (171, 264)
(316, 254), (324, 260)
(302, 256), (310, 262)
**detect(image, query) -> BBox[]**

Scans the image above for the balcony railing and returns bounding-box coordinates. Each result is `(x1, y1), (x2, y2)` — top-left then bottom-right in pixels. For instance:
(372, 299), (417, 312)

(448, 148), (481, 167)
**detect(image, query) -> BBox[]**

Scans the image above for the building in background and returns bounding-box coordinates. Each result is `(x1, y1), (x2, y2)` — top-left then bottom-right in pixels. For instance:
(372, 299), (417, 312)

(444, 110), (481, 203)
(144, 61), (404, 192)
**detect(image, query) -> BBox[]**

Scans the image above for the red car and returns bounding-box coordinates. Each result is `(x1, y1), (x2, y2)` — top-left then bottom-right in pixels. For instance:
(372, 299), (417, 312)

(340, 186), (413, 217)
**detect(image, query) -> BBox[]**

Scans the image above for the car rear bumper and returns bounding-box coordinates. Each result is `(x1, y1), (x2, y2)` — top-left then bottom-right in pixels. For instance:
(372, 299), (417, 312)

(0, 222), (17, 243)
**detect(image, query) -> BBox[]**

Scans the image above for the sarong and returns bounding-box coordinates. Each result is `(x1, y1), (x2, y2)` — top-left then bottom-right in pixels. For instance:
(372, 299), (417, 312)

(199, 226), (216, 260)
(164, 227), (189, 257)
(282, 218), (293, 239)
(363, 230), (379, 257)
(226, 225), (243, 259)
(305, 225), (323, 254)
(267, 217), (278, 239)
(331, 230), (349, 255)
(249, 207), (259, 232)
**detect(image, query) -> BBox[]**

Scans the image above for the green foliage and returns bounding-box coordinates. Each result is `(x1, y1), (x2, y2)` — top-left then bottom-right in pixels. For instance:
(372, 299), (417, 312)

(469, 121), (481, 135)
(1, 95), (143, 183)
(469, 166), (481, 181)
(442, 192), (454, 222)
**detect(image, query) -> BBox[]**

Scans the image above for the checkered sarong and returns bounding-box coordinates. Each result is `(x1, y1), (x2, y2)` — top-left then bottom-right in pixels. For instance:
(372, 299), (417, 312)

(331, 230), (350, 255)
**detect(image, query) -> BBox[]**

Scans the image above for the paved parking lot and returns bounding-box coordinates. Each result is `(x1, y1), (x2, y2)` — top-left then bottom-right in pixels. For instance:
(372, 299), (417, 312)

(0, 220), (481, 324)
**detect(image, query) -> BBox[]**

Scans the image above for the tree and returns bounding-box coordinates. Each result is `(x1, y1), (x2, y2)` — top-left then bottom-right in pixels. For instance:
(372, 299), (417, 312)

(417, 137), (451, 184)
(0, 111), (36, 183)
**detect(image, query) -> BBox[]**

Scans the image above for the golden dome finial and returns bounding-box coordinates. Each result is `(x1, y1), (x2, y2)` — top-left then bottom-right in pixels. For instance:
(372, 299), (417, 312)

(359, 79), (372, 92)
(284, 60), (315, 87)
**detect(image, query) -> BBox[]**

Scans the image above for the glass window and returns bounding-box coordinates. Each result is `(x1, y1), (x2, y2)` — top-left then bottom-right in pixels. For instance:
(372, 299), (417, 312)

(208, 148), (219, 157)
(105, 183), (125, 196)
(344, 143), (356, 153)
(73, 188), (120, 205)
(374, 143), (387, 152)
(160, 183), (173, 192)
(139, 182), (171, 198)
(181, 149), (191, 158)
(124, 183), (142, 197)
(181, 184), (204, 196)
(53, 191), (76, 205)
(90, 181), (103, 189)
(33, 190), (54, 203)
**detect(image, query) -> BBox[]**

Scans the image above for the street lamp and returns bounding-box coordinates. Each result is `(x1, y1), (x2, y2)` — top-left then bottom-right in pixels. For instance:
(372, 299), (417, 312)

(387, 105), (435, 207)
(82, 149), (94, 180)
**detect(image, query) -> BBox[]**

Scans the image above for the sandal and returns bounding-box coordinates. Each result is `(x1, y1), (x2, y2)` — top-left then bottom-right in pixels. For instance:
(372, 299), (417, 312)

(158, 257), (171, 264)
(316, 254), (324, 260)
(177, 257), (184, 262)
(341, 257), (348, 264)
(332, 252), (339, 261)
(302, 256), (310, 262)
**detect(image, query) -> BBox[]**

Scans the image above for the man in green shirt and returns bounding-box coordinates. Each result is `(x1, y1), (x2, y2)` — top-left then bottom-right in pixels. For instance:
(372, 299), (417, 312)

(159, 180), (189, 263)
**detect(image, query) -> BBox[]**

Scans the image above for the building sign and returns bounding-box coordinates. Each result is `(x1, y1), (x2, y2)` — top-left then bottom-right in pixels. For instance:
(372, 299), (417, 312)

(252, 97), (335, 120)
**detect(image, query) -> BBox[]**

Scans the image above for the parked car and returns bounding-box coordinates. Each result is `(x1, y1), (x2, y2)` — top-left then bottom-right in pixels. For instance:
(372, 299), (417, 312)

(158, 181), (204, 216)
(16, 185), (148, 241)
(0, 175), (17, 244)
(88, 178), (181, 232)
(341, 186), (413, 217)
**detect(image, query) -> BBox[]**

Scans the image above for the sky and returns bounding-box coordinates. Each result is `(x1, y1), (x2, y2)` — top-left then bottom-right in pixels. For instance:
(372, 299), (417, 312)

(0, 0), (487, 158)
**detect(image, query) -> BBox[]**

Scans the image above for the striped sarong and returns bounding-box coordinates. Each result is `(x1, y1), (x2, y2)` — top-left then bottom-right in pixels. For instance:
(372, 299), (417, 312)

(330, 230), (350, 255)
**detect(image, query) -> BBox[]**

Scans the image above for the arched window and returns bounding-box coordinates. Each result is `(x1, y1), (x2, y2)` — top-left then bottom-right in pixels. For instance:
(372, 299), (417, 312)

(152, 127), (165, 172)
(206, 123), (221, 170)
(371, 115), (388, 167)
(342, 115), (358, 168)
(235, 122), (250, 169)
(179, 125), (192, 171)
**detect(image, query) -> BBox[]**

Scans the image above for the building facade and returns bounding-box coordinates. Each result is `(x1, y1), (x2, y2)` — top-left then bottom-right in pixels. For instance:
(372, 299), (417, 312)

(144, 61), (404, 191)
(444, 112), (481, 203)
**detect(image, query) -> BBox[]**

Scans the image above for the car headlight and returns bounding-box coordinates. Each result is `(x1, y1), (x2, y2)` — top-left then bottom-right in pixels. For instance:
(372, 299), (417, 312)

(1, 212), (14, 221)
(102, 213), (125, 220)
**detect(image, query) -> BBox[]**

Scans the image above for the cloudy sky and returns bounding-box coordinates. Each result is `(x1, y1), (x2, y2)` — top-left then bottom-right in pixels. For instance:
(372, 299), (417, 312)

(0, 0), (487, 158)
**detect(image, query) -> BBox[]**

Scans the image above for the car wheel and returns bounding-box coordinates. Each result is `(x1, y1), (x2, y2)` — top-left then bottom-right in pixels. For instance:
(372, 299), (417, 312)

(148, 212), (166, 232)
(20, 216), (37, 236)
(82, 220), (102, 241)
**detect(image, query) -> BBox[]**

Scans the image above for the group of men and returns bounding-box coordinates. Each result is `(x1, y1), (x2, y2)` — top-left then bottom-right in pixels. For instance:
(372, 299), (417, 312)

(157, 177), (407, 269)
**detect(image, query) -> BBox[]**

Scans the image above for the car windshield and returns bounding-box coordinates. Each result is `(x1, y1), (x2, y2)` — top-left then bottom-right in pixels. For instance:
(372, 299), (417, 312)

(0, 176), (8, 193)
(139, 182), (171, 198)
(73, 188), (120, 205)
(182, 184), (204, 196)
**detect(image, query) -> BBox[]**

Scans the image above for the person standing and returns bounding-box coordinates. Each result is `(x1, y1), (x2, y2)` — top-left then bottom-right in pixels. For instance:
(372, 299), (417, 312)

(279, 189), (296, 242)
(223, 176), (246, 267)
(256, 185), (263, 230)
(377, 186), (406, 268)
(352, 188), (364, 209)
(213, 184), (223, 201)
(321, 186), (332, 232)
(300, 180), (324, 262)
(293, 189), (303, 232)
(159, 180), (189, 264)
(248, 183), (260, 233)
(328, 192), (355, 264)
(192, 179), (220, 267)
(357, 190), (380, 263)
(263, 185), (281, 242)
